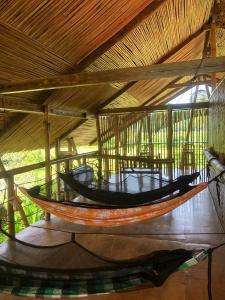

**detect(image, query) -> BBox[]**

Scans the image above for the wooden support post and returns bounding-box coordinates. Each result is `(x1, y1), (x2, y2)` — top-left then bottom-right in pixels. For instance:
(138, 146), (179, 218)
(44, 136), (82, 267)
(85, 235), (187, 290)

(43, 106), (51, 221)
(113, 115), (119, 171)
(180, 87), (199, 173)
(55, 139), (61, 201)
(205, 83), (211, 99)
(96, 116), (103, 182)
(185, 86), (199, 142)
(0, 159), (15, 237)
(7, 175), (15, 237)
(210, 11), (217, 89)
(167, 109), (173, 182)
(67, 138), (73, 170)
(64, 138), (71, 202)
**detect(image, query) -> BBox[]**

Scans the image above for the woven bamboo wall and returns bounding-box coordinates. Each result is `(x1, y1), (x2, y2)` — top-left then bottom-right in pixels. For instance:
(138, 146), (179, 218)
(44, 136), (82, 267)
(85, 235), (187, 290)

(208, 78), (225, 229)
(209, 78), (225, 163)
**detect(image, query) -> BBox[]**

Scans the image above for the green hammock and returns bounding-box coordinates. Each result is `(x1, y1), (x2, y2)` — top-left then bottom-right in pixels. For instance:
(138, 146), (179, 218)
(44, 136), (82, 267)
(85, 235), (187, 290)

(0, 247), (207, 298)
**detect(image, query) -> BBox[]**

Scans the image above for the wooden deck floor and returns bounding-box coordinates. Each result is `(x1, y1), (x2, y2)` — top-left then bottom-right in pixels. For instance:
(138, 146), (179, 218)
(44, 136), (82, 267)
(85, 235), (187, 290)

(0, 188), (225, 300)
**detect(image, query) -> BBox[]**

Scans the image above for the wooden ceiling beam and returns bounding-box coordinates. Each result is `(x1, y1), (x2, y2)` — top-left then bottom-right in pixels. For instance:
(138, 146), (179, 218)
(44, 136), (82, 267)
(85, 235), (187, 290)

(1, 56), (224, 95)
(0, 100), (86, 118)
(168, 80), (212, 88)
(99, 101), (209, 114)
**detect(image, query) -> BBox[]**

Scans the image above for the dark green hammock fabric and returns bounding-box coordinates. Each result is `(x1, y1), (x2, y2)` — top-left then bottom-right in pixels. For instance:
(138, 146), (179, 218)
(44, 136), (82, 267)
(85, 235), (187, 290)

(57, 171), (200, 207)
(0, 249), (207, 298)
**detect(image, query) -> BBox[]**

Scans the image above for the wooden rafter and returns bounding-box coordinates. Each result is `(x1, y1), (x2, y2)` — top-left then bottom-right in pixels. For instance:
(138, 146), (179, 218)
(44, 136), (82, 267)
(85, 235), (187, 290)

(0, 100), (87, 118)
(1, 56), (224, 94)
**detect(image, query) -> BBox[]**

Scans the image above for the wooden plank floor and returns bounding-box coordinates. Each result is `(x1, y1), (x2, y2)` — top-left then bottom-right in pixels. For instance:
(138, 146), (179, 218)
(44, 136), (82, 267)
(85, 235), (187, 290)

(0, 188), (225, 300)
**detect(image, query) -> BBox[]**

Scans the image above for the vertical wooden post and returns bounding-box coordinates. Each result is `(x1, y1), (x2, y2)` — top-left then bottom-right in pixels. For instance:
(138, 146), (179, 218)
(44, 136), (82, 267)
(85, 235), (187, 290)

(0, 159), (15, 237)
(96, 116), (102, 183)
(210, 10), (217, 89)
(43, 105), (51, 221)
(167, 109), (173, 182)
(67, 138), (73, 169)
(114, 115), (120, 189)
(185, 85), (199, 142)
(7, 175), (15, 237)
(55, 139), (61, 201)
(96, 116), (102, 155)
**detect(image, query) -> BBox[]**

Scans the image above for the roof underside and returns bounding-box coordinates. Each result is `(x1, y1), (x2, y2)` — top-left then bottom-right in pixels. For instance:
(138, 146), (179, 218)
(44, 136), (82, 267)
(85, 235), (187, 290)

(0, 0), (222, 153)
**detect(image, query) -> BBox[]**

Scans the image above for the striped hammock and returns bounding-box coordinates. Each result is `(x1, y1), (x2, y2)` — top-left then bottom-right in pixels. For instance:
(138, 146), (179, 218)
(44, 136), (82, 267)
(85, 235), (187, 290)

(0, 249), (207, 298)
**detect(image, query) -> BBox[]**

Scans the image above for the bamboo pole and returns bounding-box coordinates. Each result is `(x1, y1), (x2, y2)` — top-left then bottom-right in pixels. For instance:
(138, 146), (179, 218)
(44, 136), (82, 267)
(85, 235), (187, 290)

(43, 106), (51, 221)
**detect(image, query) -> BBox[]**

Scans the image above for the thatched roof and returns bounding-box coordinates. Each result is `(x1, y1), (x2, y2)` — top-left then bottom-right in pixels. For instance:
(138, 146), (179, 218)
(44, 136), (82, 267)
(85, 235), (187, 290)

(0, 0), (222, 153)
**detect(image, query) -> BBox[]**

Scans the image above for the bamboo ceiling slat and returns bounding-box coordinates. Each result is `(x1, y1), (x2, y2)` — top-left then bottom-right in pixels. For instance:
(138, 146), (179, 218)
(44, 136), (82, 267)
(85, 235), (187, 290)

(69, 119), (97, 146)
(0, 0), (153, 64)
(42, 85), (119, 112)
(87, 0), (213, 72)
(0, 23), (71, 82)
(217, 29), (225, 57)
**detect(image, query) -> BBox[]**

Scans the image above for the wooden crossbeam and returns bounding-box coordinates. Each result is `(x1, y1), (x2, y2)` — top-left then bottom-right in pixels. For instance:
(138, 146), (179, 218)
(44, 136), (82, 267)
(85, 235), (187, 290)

(99, 102), (209, 114)
(1, 57), (224, 95)
(0, 100), (87, 118)
(168, 80), (212, 88)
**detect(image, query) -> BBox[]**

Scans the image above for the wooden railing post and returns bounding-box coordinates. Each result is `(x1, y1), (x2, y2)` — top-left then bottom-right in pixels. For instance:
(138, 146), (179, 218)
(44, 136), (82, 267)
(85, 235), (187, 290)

(7, 175), (15, 238)
(167, 108), (173, 181)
